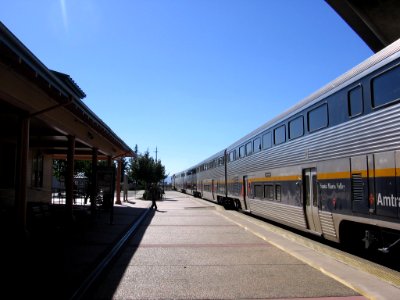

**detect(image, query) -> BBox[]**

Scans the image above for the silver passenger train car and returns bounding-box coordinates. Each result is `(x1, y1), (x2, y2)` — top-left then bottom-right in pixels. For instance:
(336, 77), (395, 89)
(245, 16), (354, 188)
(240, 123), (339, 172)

(173, 38), (400, 252)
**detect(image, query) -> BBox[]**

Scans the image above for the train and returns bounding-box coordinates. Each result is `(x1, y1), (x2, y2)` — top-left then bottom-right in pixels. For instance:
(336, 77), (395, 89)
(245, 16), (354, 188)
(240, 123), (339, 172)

(172, 37), (400, 253)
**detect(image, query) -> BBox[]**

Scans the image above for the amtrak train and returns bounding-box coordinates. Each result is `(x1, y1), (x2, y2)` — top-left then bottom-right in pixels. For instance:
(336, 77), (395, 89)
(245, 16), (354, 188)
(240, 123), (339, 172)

(173, 37), (400, 253)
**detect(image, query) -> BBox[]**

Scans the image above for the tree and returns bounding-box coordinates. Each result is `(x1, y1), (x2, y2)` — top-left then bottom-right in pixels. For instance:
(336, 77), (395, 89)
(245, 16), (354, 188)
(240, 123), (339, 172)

(154, 159), (167, 184)
(53, 159), (103, 180)
(128, 149), (167, 198)
(53, 159), (67, 181)
(115, 157), (128, 180)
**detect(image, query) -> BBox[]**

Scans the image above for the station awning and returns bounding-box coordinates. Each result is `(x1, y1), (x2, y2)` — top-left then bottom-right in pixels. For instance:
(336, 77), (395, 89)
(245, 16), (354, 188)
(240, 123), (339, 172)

(326, 0), (400, 53)
(0, 21), (135, 160)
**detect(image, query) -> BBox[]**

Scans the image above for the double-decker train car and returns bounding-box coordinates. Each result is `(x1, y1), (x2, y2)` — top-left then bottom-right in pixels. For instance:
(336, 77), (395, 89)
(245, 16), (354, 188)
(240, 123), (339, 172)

(172, 168), (196, 195)
(173, 38), (400, 252)
(195, 149), (226, 203)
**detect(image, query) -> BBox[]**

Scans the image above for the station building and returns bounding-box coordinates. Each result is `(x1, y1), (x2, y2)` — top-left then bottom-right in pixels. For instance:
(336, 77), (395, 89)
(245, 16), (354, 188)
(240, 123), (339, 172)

(0, 22), (134, 236)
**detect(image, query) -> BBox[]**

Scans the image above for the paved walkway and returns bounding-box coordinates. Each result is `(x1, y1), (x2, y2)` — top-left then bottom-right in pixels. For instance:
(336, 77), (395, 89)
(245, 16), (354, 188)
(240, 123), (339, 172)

(3, 190), (399, 299)
(89, 191), (380, 300)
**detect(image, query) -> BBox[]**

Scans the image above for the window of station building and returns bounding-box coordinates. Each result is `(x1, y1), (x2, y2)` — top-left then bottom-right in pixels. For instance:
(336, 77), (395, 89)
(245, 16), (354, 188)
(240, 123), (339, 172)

(262, 132), (272, 149)
(239, 145), (245, 158)
(275, 185), (281, 201)
(245, 141), (252, 156)
(253, 137), (261, 153)
(308, 103), (328, 132)
(32, 152), (44, 188)
(274, 125), (286, 145)
(289, 116), (304, 139)
(372, 64), (400, 108)
(264, 185), (274, 200)
(254, 185), (264, 199)
(348, 85), (363, 117)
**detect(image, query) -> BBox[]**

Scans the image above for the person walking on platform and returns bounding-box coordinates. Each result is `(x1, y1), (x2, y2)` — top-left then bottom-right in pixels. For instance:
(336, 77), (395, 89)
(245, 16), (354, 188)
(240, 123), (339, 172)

(150, 183), (158, 210)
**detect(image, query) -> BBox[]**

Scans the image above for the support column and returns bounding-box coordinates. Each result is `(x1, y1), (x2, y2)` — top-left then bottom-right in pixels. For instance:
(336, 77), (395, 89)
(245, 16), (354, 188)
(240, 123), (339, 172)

(123, 173), (128, 202)
(15, 116), (29, 236)
(65, 135), (75, 219)
(115, 158), (122, 204)
(90, 148), (98, 214)
(106, 155), (114, 224)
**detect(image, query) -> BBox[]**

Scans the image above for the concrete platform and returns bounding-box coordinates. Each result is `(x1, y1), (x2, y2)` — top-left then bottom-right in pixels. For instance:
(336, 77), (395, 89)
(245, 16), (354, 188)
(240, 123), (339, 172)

(89, 191), (399, 299)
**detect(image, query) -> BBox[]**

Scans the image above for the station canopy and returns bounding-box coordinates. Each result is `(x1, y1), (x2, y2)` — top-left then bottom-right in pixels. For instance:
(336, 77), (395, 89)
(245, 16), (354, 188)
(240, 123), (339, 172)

(326, 0), (400, 53)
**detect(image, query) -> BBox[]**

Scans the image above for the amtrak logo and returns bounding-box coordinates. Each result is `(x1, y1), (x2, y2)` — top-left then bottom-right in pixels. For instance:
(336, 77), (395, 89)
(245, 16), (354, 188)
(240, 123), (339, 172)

(377, 193), (400, 207)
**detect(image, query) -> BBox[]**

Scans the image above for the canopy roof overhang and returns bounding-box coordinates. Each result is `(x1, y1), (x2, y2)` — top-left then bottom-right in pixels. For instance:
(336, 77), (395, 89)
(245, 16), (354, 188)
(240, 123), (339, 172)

(326, 0), (400, 53)
(0, 22), (134, 160)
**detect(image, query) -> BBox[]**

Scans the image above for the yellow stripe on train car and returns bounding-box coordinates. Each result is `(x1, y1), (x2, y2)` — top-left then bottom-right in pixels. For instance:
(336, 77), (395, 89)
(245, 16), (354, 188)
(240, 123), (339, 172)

(225, 168), (400, 185)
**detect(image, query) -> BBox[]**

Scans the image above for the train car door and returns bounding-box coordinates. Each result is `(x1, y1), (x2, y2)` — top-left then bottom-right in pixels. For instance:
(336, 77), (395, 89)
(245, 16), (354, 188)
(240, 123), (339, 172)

(212, 179), (215, 200)
(303, 168), (322, 233)
(243, 176), (249, 210)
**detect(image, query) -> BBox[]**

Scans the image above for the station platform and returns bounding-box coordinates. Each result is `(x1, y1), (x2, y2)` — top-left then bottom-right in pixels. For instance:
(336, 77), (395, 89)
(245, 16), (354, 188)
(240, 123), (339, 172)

(90, 191), (399, 300)
(3, 190), (400, 299)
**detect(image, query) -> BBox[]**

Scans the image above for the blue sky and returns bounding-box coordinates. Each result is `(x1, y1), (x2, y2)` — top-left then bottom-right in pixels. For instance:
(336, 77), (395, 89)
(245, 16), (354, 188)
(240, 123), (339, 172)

(0, 0), (373, 177)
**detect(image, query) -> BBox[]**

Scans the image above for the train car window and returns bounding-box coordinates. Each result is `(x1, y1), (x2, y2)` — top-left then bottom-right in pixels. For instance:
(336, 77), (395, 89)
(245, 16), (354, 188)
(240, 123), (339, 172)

(308, 104), (328, 132)
(253, 137), (261, 153)
(246, 141), (252, 156)
(239, 145), (245, 158)
(275, 185), (281, 201)
(289, 116), (304, 139)
(372, 64), (400, 108)
(264, 185), (274, 200)
(348, 85), (363, 117)
(228, 150), (236, 162)
(254, 185), (264, 199)
(274, 125), (286, 145)
(262, 132), (272, 149)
